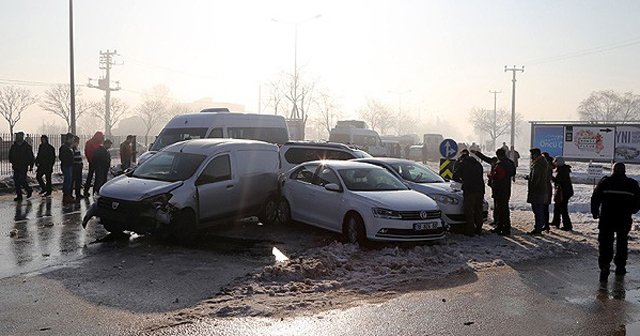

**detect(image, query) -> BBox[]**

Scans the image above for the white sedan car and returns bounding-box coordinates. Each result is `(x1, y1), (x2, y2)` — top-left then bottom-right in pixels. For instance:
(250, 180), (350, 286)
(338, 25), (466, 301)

(353, 158), (489, 228)
(278, 161), (445, 244)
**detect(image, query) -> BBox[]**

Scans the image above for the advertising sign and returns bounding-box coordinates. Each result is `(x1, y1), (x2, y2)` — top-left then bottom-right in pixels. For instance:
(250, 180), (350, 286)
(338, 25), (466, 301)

(532, 126), (564, 158)
(615, 126), (640, 163)
(563, 126), (615, 160)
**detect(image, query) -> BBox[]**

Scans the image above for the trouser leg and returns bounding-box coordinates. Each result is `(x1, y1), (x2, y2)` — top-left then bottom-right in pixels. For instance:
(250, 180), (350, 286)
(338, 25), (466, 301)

(560, 200), (572, 229)
(532, 203), (545, 231)
(614, 227), (630, 271)
(45, 172), (52, 193)
(551, 201), (561, 226)
(13, 170), (22, 197)
(495, 196), (511, 233)
(85, 163), (94, 193)
(598, 226), (615, 272)
(463, 194), (476, 234)
(36, 171), (45, 191)
(72, 165), (82, 197)
(474, 194), (484, 233)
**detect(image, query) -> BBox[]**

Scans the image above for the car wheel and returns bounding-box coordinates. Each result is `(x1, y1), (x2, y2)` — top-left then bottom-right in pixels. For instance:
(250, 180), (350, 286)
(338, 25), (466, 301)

(344, 214), (367, 245)
(277, 198), (291, 225)
(171, 209), (197, 245)
(259, 196), (278, 225)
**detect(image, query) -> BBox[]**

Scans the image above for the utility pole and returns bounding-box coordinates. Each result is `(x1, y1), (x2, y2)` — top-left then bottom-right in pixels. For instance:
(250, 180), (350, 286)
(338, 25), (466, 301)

(489, 90), (501, 150)
(68, 0), (76, 134)
(89, 50), (121, 136)
(504, 65), (524, 157)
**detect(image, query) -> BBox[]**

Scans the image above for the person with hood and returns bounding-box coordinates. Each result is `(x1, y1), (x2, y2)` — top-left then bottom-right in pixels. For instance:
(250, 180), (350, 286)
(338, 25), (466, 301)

(591, 163), (640, 284)
(35, 135), (56, 196)
(542, 152), (554, 231)
(452, 150), (486, 236)
(59, 133), (75, 203)
(84, 131), (104, 196)
(551, 156), (574, 231)
(526, 148), (549, 235)
(93, 139), (113, 194)
(8, 131), (35, 201)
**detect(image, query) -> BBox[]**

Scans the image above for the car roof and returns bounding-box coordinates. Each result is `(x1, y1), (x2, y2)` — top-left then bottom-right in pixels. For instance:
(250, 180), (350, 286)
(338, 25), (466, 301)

(301, 160), (383, 169)
(282, 141), (356, 150)
(353, 157), (420, 165)
(162, 138), (277, 156)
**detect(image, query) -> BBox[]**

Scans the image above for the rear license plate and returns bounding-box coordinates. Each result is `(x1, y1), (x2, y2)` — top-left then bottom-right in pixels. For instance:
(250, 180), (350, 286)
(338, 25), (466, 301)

(414, 222), (439, 230)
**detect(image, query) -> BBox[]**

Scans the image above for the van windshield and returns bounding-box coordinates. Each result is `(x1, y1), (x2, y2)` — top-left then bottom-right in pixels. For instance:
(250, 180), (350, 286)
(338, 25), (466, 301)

(151, 128), (208, 151)
(133, 152), (206, 182)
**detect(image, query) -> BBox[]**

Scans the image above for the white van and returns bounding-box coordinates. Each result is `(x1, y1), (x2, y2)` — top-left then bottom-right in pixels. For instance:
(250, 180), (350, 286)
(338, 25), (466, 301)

(329, 125), (388, 156)
(84, 139), (281, 242)
(149, 111), (289, 152)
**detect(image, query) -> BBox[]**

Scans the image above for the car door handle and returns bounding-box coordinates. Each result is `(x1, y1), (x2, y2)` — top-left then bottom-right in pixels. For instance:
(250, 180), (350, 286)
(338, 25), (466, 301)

(226, 185), (235, 189)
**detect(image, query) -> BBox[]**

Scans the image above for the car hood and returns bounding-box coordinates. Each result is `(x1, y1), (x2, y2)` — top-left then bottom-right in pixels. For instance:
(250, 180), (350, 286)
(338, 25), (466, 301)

(351, 189), (438, 211)
(99, 175), (183, 201)
(408, 181), (463, 198)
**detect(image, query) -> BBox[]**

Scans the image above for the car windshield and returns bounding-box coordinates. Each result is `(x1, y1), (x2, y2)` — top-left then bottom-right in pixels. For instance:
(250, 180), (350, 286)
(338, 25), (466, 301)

(150, 127), (209, 151)
(132, 152), (206, 182)
(338, 168), (408, 191)
(391, 162), (444, 183)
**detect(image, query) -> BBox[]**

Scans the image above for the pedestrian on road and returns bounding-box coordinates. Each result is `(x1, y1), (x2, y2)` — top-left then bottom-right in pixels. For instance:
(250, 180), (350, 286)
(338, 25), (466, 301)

(551, 156), (573, 231)
(453, 149), (485, 236)
(59, 133), (75, 204)
(542, 152), (554, 231)
(526, 148), (549, 235)
(591, 163), (640, 284)
(473, 148), (516, 236)
(8, 131), (34, 202)
(84, 131), (104, 196)
(35, 135), (55, 196)
(509, 147), (520, 182)
(501, 142), (509, 153)
(93, 139), (113, 194)
(72, 136), (84, 201)
(120, 135), (133, 170)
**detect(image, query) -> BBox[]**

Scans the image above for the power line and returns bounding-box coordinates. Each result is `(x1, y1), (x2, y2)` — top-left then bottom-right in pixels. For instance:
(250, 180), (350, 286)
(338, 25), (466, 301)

(527, 36), (640, 66)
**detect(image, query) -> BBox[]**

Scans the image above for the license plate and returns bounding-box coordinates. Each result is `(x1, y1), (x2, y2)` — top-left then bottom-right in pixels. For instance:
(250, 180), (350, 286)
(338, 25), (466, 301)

(414, 222), (439, 230)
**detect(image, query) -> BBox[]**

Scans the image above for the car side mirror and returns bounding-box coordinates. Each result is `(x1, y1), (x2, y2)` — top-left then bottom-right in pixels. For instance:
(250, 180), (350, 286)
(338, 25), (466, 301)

(324, 183), (342, 192)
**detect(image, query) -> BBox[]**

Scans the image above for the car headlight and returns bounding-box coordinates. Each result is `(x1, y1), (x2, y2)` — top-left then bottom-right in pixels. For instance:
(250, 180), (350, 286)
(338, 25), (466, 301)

(431, 194), (460, 205)
(146, 193), (173, 209)
(372, 208), (402, 219)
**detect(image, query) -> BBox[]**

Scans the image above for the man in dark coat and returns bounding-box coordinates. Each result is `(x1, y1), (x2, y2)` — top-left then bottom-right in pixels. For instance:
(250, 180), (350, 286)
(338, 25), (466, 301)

(9, 131), (35, 201)
(527, 148), (549, 235)
(84, 131), (104, 196)
(59, 133), (75, 203)
(120, 135), (134, 170)
(93, 139), (113, 194)
(551, 156), (574, 231)
(591, 163), (640, 283)
(453, 150), (485, 236)
(35, 135), (56, 196)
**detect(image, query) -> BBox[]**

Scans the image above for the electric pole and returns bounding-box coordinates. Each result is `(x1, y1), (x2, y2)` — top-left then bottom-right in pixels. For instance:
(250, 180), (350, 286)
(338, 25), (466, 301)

(504, 65), (524, 157)
(69, 0), (76, 134)
(489, 90), (501, 150)
(89, 50), (121, 137)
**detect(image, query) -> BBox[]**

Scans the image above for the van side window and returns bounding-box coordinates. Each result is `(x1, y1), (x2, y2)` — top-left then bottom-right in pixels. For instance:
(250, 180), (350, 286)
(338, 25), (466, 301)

(208, 128), (223, 138)
(290, 164), (319, 184)
(197, 155), (231, 185)
(313, 167), (341, 188)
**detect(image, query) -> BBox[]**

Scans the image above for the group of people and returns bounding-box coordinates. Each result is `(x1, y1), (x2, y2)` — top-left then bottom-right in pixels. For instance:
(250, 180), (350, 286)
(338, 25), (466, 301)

(8, 131), (115, 204)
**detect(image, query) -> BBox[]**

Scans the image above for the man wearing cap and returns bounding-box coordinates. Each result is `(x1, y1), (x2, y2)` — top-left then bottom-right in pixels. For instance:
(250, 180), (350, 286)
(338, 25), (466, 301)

(8, 131), (35, 202)
(526, 148), (549, 235)
(591, 163), (640, 284)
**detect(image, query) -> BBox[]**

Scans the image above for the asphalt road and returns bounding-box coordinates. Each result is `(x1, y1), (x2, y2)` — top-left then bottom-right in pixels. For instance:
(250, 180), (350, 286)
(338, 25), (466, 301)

(2, 191), (640, 335)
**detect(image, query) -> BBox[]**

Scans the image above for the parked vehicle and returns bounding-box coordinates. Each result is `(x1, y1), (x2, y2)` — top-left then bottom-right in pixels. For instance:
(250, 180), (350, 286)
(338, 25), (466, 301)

(83, 139), (280, 241)
(353, 158), (488, 227)
(407, 145), (423, 162)
(138, 110), (289, 165)
(279, 160), (445, 243)
(329, 121), (387, 156)
(422, 133), (444, 162)
(279, 141), (371, 173)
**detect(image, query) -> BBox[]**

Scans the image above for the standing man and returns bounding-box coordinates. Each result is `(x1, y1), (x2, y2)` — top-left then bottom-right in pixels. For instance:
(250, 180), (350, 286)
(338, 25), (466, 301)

(35, 135), (56, 196)
(93, 139), (113, 194)
(84, 131), (104, 196)
(453, 150), (485, 236)
(120, 135), (133, 170)
(591, 163), (640, 283)
(71, 136), (84, 200)
(527, 148), (549, 235)
(8, 131), (34, 202)
(59, 133), (75, 204)
(509, 147), (520, 182)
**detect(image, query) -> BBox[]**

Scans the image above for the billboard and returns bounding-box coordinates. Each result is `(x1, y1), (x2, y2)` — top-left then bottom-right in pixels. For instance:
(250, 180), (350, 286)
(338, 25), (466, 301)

(562, 126), (615, 160)
(532, 125), (564, 158)
(615, 126), (640, 163)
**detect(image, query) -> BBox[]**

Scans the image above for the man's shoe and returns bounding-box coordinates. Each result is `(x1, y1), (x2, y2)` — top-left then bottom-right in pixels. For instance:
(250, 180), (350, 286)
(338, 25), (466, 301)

(600, 270), (610, 283)
(527, 229), (543, 236)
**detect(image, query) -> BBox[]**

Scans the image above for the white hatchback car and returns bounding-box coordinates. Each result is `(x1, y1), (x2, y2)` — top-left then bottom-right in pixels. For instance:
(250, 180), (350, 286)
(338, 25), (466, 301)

(353, 158), (489, 228)
(279, 161), (445, 243)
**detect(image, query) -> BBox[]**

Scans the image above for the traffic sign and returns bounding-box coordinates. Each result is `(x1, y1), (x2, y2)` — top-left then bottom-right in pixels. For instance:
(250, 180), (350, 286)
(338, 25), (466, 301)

(439, 139), (458, 159)
(440, 158), (455, 180)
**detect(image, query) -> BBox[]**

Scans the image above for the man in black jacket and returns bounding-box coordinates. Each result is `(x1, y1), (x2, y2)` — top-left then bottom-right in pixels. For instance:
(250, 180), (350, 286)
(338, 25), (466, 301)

(59, 133), (75, 203)
(453, 151), (485, 236)
(591, 163), (640, 283)
(35, 135), (56, 196)
(93, 139), (113, 194)
(9, 131), (35, 201)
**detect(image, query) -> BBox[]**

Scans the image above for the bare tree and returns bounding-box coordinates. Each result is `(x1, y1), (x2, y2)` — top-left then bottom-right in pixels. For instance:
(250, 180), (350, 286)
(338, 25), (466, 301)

(578, 90), (640, 122)
(359, 99), (393, 135)
(470, 107), (523, 151)
(91, 97), (129, 134)
(0, 86), (37, 139)
(266, 69), (317, 139)
(392, 111), (420, 136)
(314, 90), (340, 137)
(40, 84), (91, 132)
(136, 85), (172, 145)
(265, 76), (289, 116)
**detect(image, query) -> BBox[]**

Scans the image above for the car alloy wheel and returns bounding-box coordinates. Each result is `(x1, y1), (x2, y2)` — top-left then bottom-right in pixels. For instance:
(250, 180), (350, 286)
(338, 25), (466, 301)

(345, 215), (365, 245)
(277, 198), (291, 225)
(259, 197), (278, 225)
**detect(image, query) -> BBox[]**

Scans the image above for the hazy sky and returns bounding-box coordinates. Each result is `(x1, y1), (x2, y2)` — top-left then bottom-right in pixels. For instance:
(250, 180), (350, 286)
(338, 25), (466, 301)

(2, 0), (640, 144)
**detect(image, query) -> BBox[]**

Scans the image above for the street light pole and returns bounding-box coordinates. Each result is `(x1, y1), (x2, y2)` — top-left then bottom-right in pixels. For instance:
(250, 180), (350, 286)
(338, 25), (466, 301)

(69, 0), (76, 134)
(504, 65), (524, 157)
